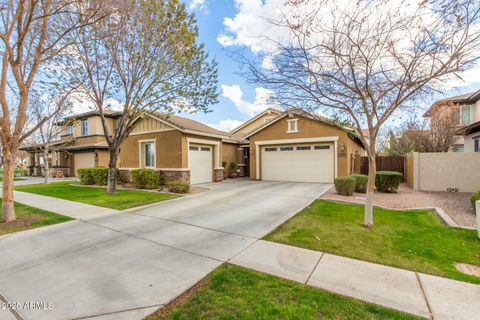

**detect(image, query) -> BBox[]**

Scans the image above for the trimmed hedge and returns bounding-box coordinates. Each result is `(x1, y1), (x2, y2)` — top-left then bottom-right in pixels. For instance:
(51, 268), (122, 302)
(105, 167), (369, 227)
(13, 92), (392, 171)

(131, 168), (160, 189)
(334, 176), (356, 196)
(375, 171), (403, 193)
(471, 191), (480, 209)
(166, 180), (190, 194)
(350, 174), (368, 193)
(78, 168), (109, 185)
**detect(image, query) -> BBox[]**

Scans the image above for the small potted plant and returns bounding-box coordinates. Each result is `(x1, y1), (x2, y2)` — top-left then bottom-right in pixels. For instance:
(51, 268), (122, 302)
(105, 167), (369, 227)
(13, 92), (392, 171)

(229, 161), (238, 178)
(222, 161), (228, 179)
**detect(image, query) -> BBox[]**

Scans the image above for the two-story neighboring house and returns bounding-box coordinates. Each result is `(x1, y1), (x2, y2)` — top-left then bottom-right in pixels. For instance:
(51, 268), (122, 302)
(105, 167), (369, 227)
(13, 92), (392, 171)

(23, 111), (122, 177)
(423, 89), (480, 152)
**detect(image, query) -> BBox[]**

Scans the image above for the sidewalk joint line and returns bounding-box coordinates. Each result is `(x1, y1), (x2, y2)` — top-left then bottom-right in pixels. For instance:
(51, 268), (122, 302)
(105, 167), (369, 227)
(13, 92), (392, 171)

(305, 252), (324, 284)
(0, 292), (24, 320)
(70, 303), (164, 320)
(415, 272), (434, 320)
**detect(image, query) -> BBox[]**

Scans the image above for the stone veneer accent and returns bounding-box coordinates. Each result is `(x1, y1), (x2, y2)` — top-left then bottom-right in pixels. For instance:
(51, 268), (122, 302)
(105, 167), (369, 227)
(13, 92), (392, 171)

(214, 169), (224, 182)
(160, 170), (190, 184)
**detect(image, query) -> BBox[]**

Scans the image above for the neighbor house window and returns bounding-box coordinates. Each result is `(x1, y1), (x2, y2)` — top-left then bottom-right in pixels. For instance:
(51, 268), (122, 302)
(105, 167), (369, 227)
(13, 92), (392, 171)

(287, 119), (298, 133)
(141, 142), (155, 167)
(66, 125), (73, 135)
(460, 105), (471, 125)
(474, 138), (480, 152)
(81, 120), (88, 136)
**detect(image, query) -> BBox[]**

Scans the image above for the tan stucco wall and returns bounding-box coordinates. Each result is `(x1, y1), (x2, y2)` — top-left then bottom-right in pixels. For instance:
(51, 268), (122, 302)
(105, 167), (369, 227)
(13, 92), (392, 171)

(234, 111), (281, 135)
(222, 142), (239, 166)
(96, 150), (110, 168)
(248, 116), (363, 180)
(416, 152), (480, 192)
(119, 130), (183, 169)
(60, 116), (115, 138)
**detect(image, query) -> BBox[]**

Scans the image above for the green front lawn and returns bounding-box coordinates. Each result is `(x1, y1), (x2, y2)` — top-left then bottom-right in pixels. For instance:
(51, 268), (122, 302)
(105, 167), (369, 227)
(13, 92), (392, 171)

(15, 181), (177, 210)
(265, 200), (480, 283)
(0, 200), (72, 236)
(146, 264), (421, 320)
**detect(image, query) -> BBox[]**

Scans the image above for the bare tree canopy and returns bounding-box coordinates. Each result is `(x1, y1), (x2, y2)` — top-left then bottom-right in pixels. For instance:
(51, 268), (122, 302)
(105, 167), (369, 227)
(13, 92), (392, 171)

(0, 0), (105, 222)
(239, 0), (480, 226)
(63, 0), (219, 194)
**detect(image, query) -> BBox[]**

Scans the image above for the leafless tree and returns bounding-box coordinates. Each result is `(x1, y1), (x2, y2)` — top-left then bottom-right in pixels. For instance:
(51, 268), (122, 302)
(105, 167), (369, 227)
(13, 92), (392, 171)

(241, 0), (480, 227)
(29, 90), (73, 184)
(64, 0), (218, 194)
(403, 105), (460, 152)
(0, 1), (104, 222)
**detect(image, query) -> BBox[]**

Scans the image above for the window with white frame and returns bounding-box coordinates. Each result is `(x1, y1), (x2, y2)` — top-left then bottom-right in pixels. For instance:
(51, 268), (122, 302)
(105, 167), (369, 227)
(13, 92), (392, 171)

(81, 120), (89, 136)
(474, 137), (480, 152)
(66, 125), (73, 135)
(141, 141), (155, 167)
(287, 119), (298, 133)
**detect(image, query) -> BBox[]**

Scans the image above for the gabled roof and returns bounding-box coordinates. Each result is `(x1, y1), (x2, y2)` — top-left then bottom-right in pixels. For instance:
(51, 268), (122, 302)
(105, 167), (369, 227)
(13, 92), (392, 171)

(230, 108), (283, 134)
(424, 89), (480, 117)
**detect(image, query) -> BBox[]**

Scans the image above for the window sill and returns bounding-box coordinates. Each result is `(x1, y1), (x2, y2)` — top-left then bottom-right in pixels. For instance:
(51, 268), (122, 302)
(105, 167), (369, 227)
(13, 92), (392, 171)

(286, 130), (298, 134)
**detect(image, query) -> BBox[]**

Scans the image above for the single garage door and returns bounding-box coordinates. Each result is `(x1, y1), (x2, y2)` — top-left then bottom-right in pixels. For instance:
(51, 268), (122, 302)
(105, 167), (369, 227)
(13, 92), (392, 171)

(189, 145), (213, 184)
(261, 144), (334, 183)
(74, 152), (95, 176)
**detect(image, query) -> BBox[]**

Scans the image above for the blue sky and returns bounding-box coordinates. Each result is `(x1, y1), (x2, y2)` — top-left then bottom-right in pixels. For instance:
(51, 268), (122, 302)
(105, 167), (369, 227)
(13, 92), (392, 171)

(181, 0), (480, 131)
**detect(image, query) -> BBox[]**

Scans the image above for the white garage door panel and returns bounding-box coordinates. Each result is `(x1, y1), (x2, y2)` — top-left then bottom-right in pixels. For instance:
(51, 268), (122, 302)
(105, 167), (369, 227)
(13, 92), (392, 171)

(261, 144), (334, 183)
(189, 145), (213, 184)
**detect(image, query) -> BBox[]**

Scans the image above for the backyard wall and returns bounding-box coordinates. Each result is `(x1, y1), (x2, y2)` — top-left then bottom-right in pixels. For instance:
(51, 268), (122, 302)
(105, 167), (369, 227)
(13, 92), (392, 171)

(407, 152), (480, 192)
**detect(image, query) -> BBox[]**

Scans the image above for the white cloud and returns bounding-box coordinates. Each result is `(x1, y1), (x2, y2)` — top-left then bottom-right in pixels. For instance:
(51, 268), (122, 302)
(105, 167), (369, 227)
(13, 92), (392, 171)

(218, 0), (480, 89)
(207, 119), (244, 132)
(189, 0), (207, 12)
(222, 84), (279, 117)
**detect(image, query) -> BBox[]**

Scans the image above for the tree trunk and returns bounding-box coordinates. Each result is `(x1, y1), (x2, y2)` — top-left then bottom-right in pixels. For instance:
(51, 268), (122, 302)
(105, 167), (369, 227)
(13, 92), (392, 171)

(43, 146), (49, 184)
(106, 149), (118, 195)
(2, 149), (16, 222)
(364, 153), (376, 228)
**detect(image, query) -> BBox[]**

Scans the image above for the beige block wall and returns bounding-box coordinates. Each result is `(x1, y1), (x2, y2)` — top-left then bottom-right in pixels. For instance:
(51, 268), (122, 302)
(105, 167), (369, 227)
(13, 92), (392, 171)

(405, 152), (415, 188)
(414, 152), (480, 192)
(248, 116), (364, 179)
(119, 130), (183, 169)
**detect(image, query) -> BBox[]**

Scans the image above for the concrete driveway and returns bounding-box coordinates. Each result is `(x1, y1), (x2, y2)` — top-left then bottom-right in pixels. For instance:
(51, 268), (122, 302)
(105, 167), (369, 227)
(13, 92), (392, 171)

(0, 180), (330, 320)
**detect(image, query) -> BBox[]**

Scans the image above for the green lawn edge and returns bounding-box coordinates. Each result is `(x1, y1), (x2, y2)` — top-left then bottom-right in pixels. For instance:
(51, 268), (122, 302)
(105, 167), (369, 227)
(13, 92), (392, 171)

(264, 200), (480, 284)
(15, 181), (178, 210)
(145, 264), (423, 320)
(0, 200), (73, 236)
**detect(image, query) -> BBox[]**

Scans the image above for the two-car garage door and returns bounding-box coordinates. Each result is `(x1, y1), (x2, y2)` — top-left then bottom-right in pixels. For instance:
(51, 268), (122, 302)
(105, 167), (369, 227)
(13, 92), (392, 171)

(261, 144), (334, 183)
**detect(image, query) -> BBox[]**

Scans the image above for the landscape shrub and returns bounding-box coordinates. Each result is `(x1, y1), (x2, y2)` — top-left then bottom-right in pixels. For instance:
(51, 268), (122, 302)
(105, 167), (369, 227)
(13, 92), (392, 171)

(92, 168), (109, 185)
(471, 191), (480, 209)
(166, 180), (190, 194)
(131, 168), (160, 189)
(350, 174), (368, 193)
(14, 169), (27, 176)
(78, 168), (95, 185)
(375, 171), (402, 193)
(78, 168), (109, 185)
(334, 176), (356, 196)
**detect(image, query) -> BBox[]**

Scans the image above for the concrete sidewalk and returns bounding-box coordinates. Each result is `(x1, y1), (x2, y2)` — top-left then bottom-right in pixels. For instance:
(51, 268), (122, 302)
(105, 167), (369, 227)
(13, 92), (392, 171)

(11, 190), (120, 220)
(230, 240), (480, 320)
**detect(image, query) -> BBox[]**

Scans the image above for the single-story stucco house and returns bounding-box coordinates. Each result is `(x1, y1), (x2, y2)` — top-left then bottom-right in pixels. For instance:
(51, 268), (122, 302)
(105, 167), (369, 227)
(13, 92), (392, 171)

(23, 108), (365, 184)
